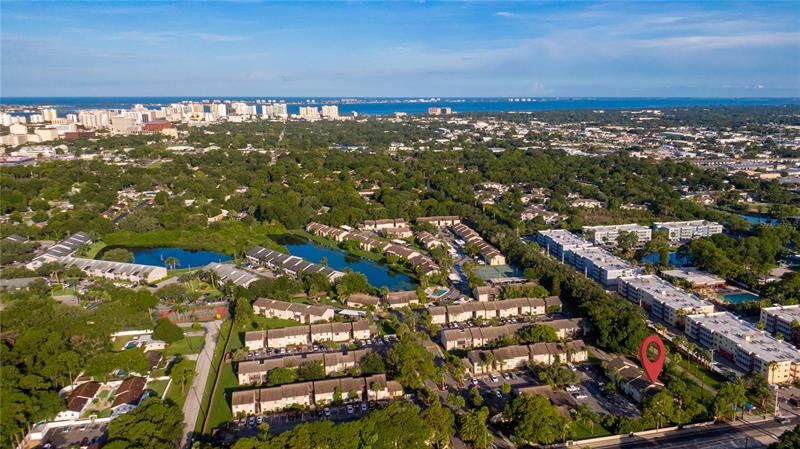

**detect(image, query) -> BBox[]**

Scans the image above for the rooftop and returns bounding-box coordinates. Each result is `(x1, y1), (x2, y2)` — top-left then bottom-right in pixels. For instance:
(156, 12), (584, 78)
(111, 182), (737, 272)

(621, 275), (714, 311)
(689, 312), (800, 364)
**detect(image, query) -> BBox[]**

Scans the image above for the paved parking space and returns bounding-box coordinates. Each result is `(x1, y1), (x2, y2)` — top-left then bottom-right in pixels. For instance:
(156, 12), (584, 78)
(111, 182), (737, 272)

(232, 401), (394, 436)
(576, 364), (640, 417)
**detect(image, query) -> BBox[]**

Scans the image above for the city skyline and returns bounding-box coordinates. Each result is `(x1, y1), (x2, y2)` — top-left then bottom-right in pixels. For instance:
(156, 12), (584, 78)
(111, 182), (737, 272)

(2, 1), (799, 98)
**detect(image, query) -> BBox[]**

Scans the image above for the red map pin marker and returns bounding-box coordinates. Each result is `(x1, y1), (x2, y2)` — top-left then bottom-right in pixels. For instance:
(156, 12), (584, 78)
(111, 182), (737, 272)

(639, 335), (666, 383)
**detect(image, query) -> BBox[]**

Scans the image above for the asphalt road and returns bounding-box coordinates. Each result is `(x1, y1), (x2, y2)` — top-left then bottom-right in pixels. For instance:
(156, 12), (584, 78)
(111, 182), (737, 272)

(180, 320), (221, 449)
(588, 417), (798, 449)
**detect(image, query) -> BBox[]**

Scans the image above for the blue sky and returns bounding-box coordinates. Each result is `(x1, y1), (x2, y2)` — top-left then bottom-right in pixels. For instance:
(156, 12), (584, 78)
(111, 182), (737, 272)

(2, 1), (798, 97)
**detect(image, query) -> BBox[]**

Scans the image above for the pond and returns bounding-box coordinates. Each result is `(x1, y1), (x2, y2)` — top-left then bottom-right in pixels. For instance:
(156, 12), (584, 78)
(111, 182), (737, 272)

(271, 235), (416, 291)
(641, 251), (693, 267)
(98, 246), (231, 269)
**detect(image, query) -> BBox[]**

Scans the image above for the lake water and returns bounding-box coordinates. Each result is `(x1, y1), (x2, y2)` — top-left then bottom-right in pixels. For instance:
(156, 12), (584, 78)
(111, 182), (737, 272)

(641, 251), (693, 267)
(99, 246), (231, 268)
(272, 235), (416, 291)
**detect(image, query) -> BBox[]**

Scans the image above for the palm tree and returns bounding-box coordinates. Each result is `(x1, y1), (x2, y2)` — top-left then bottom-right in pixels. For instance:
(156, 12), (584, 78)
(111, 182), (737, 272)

(165, 256), (179, 271)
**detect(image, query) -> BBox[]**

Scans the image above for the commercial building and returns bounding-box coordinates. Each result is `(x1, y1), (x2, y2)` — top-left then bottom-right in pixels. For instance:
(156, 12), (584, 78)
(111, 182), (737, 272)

(252, 298), (336, 324)
(244, 319), (375, 350)
(661, 268), (726, 288)
(231, 374), (403, 416)
(686, 312), (800, 384)
(618, 275), (715, 327)
(246, 246), (344, 281)
(760, 305), (800, 346)
(582, 224), (652, 245)
(652, 220), (723, 241)
(452, 223), (506, 265)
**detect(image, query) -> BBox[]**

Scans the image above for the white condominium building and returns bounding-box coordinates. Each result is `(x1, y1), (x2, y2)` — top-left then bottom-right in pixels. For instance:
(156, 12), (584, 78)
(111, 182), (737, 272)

(686, 311), (800, 384)
(652, 220), (723, 241)
(618, 275), (714, 327)
(582, 224), (652, 245)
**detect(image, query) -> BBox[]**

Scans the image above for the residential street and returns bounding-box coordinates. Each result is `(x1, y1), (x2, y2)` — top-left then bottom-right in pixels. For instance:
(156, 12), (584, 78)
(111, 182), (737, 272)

(180, 320), (221, 449)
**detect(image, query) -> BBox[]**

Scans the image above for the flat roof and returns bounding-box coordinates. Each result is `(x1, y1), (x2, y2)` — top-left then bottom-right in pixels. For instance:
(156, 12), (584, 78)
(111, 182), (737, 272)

(662, 267), (726, 286)
(621, 275), (714, 311)
(536, 230), (592, 249)
(688, 312), (800, 364)
(583, 223), (650, 232)
(762, 304), (800, 323)
(570, 246), (633, 271)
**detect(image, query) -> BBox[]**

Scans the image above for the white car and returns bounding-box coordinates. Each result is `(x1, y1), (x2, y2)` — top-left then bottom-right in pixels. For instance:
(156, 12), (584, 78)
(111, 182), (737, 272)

(502, 373), (511, 381)
(346, 404), (354, 414)
(574, 394), (588, 400)
(490, 374), (499, 383)
(566, 385), (581, 392)
(324, 408), (331, 418)
(361, 403), (368, 412)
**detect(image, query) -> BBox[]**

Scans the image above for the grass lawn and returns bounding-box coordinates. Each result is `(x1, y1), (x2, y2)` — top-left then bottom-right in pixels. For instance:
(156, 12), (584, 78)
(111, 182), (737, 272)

(205, 362), (239, 430)
(164, 336), (206, 357)
(197, 320), (233, 433)
(675, 355), (724, 391)
(51, 286), (77, 296)
(572, 422), (612, 440)
(79, 241), (107, 259)
(251, 315), (302, 330)
(147, 379), (169, 398)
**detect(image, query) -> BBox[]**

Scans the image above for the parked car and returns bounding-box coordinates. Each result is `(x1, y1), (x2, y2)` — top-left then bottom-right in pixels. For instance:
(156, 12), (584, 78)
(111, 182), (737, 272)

(361, 403), (368, 412)
(346, 405), (354, 414)
(495, 391), (503, 398)
(502, 372), (511, 381)
(324, 408), (331, 418)
(490, 374), (498, 383)
(566, 385), (581, 392)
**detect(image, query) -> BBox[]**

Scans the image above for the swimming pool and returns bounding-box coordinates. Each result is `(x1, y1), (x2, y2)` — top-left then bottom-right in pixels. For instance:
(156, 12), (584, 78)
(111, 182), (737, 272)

(721, 292), (760, 304)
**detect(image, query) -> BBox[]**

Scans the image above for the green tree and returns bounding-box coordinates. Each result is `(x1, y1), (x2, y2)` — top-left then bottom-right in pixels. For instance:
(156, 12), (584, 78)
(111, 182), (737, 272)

(170, 359), (196, 393)
(422, 399), (455, 449)
(267, 367), (297, 386)
(298, 361), (325, 381)
(359, 352), (386, 375)
(505, 393), (570, 445)
(386, 333), (437, 389)
(105, 398), (183, 449)
(459, 407), (492, 449)
(153, 318), (184, 344)
(102, 248), (135, 263)
(714, 380), (747, 422)
(517, 324), (559, 344)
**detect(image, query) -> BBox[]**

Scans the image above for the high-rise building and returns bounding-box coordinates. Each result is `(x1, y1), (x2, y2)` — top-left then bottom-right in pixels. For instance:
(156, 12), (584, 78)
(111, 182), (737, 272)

(273, 103), (288, 117)
(299, 106), (320, 120)
(42, 108), (58, 122)
(321, 105), (339, 119)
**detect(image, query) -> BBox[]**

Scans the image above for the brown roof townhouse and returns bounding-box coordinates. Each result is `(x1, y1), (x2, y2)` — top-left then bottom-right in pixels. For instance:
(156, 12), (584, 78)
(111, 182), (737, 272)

(466, 340), (588, 375)
(244, 319), (375, 350)
(231, 374), (403, 416)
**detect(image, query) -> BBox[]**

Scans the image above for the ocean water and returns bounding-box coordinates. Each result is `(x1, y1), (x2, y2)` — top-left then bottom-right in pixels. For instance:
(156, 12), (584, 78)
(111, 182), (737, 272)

(1, 96), (798, 116)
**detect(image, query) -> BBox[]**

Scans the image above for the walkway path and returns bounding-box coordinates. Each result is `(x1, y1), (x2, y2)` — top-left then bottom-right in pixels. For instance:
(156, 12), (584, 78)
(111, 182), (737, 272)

(180, 320), (221, 449)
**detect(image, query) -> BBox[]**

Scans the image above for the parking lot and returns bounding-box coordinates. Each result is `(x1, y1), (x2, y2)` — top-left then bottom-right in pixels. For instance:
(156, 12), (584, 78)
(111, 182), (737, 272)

(36, 422), (106, 449)
(232, 400), (395, 435)
(238, 338), (389, 362)
(459, 363), (640, 418)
